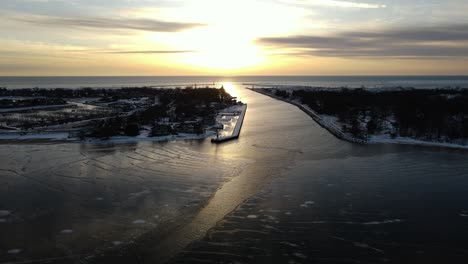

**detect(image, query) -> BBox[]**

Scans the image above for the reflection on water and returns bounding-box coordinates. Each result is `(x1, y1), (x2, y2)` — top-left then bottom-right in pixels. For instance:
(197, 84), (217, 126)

(1, 85), (468, 264)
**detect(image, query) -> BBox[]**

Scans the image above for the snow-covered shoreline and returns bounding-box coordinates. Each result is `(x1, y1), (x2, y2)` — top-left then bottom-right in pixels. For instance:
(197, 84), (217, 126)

(368, 135), (468, 149)
(86, 131), (216, 144)
(250, 88), (468, 150)
(0, 131), (217, 144)
(0, 104), (70, 113)
(245, 84), (468, 92)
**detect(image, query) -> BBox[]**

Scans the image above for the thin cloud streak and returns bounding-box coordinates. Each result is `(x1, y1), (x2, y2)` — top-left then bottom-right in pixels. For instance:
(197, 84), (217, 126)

(12, 15), (205, 32)
(258, 24), (468, 58)
(280, 0), (386, 9)
(103, 50), (196, 54)
(345, 24), (468, 42)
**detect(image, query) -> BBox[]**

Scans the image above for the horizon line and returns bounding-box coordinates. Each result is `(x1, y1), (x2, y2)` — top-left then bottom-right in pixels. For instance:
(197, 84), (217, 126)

(1, 75), (468, 78)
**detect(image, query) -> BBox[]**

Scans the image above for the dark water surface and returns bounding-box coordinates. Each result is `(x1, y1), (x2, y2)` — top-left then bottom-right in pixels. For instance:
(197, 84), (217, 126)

(1, 85), (468, 264)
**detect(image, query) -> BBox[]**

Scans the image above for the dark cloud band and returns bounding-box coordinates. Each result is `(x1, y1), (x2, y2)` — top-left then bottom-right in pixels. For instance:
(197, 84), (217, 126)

(258, 24), (468, 58)
(14, 15), (205, 32)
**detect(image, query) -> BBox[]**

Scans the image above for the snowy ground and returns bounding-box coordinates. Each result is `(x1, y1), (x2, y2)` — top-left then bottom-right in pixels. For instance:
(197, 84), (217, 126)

(369, 134), (468, 149)
(0, 105), (235, 143)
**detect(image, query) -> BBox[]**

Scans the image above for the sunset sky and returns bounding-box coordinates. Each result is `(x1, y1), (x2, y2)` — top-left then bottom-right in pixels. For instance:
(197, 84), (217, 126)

(1, 0), (468, 76)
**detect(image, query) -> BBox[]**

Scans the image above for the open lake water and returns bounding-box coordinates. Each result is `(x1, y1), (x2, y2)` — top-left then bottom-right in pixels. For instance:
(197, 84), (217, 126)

(1, 76), (468, 89)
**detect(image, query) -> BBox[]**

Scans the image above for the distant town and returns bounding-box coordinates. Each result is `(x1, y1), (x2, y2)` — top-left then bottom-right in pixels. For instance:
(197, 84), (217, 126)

(0, 86), (242, 141)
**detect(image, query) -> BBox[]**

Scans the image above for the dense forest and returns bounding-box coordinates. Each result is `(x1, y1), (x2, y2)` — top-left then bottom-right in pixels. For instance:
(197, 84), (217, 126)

(272, 88), (468, 142)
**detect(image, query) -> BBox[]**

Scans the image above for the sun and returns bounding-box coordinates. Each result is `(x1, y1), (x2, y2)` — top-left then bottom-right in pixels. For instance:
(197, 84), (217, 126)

(181, 40), (264, 71)
(141, 0), (305, 73)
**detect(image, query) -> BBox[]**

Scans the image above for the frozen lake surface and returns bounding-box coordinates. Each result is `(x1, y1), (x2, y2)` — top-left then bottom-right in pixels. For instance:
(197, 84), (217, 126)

(1, 85), (468, 263)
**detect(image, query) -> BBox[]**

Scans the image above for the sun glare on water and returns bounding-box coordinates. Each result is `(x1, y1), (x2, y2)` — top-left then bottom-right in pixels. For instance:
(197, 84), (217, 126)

(221, 82), (238, 98)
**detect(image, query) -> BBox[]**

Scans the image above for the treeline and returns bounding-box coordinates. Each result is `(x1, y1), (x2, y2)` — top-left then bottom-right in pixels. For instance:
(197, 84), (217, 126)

(289, 88), (468, 141)
(0, 86), (227, 100)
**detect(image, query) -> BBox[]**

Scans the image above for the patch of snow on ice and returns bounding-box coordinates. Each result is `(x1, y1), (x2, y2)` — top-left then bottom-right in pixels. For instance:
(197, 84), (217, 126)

(363, 219), (402, 225)
(353, 242), (385, 253)
(310, 221), (328, 224)
(246, 215), (258, 219)
(112, 241), (123, 246)
(8, 249), (22, 254)
(267, 209), (282, 213)
(61, 229), (74, 234)
(0, 210), (11, 217)
(293, 252), (307, 259)
(266, 215), (278, 221)
(132, 219), (146, 224)
(129, 189), (151, 198)
(354, 242), (370, 249)
(300, 201), (315, 208)
(281, 241), (299, 248)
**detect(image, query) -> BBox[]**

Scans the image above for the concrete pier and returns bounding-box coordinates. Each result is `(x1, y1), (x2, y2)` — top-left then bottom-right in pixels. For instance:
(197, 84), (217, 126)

(211, 104), (247, 143)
